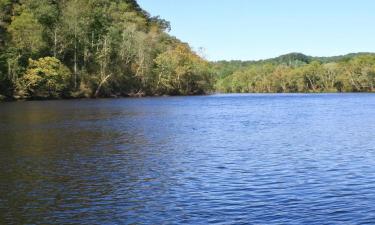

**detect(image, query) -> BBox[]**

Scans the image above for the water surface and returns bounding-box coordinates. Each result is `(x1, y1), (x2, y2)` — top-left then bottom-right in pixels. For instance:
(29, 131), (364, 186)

(1, 94), (375, 224)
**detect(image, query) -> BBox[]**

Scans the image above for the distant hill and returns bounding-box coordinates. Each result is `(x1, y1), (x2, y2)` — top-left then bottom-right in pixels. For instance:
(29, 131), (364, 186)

(213, 52), (375, 78)
(214, 52), (375, 93)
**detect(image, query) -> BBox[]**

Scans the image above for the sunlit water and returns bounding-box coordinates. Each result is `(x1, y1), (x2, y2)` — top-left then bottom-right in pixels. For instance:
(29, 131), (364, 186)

(1, 94), (375, 224)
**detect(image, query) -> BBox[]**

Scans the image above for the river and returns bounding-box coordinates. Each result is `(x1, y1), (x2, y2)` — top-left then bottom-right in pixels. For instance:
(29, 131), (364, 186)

(1, 94), (375, 224)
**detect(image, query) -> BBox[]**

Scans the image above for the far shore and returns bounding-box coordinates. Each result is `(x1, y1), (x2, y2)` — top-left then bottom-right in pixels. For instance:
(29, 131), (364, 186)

(2, 92), (375, 103)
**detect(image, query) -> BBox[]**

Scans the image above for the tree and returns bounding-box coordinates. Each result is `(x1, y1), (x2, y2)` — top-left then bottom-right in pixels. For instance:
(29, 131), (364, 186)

(17, 57), (72, 98)
(154, 44), (213, 95)
(93, 36), (111, 97)
(8, 11), (44, 54)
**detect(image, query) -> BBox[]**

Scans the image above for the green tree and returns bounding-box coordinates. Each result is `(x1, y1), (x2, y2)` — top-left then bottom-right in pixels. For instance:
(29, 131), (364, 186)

(8, 11), (44, 54)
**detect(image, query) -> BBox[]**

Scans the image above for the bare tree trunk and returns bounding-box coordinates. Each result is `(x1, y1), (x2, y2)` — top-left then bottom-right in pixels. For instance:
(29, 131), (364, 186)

(94, 37), (112, 98)
(74, 36), (77, 89)
(91, 31), (94, 49)
(94, 75), (111, 98)
(7, 61), (11, 81)
(350, 76), (361, 91)
(54, 28), (57, 58)
(73, 0), (78, 89)
(157, 72), (162, 90)
(307, 76), (316, 92)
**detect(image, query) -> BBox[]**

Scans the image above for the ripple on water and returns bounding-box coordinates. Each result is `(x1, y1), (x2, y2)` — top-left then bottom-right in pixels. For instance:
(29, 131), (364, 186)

(1, 94), (375, 224)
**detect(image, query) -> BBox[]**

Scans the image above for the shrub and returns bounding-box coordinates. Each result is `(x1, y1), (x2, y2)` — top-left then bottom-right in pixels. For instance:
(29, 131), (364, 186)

(18, 57), (72, 99)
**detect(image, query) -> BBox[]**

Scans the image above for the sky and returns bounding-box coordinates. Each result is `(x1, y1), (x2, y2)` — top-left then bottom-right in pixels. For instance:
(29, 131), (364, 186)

(137, 0), (375, 61)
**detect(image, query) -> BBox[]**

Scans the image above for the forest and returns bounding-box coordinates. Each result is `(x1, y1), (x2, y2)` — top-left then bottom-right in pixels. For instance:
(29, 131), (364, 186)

(0, 0), (214, 100)
(215, 53), (375, 93)
(1, 1), (375, 101)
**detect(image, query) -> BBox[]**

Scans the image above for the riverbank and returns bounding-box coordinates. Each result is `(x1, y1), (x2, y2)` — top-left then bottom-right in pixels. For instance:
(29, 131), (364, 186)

(0, 92), (213, 102)
(3, 91), (375, 103)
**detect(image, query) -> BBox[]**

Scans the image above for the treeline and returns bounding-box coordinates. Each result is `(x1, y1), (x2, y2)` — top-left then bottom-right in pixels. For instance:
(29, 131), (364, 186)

(0, 0), (214, 100)
(1, 1), (374, 100)
(215, 53), (375, 93)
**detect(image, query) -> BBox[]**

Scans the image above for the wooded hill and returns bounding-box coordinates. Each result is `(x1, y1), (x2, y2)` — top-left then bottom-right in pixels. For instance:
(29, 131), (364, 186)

(215, 53), (375, 93)
(0, 0), (214, 100)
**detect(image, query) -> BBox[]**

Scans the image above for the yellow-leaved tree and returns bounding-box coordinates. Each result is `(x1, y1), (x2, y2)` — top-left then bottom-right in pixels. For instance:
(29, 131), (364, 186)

(17, 57), (72, 99)
(154, 44), (213, 95)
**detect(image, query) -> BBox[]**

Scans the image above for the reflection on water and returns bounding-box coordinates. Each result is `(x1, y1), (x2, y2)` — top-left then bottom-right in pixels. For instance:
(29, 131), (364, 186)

(1, 94), (375, 224)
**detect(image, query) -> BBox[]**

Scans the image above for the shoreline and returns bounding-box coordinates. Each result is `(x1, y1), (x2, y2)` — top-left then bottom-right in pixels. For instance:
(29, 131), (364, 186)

(0, 93), (212, 102)
(1, 92), (375, 103)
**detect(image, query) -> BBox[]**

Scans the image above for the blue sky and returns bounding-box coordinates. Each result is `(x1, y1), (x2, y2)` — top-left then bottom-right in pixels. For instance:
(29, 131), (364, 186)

(137, 0), (375, 61)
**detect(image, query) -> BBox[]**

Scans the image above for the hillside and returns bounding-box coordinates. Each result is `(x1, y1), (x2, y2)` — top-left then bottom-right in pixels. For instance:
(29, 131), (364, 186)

(0, 0), (214, 99)
(214, 52), (375, 78)
(215, 53), (375, 93)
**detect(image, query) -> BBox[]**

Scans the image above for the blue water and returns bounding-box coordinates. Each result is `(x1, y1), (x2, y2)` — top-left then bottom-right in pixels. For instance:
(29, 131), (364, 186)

(1, 94), (375, 224)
